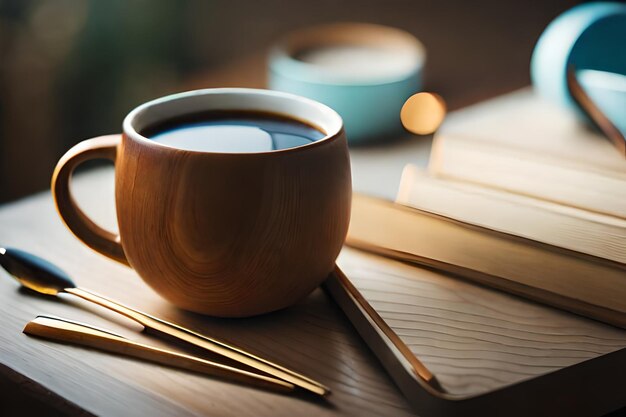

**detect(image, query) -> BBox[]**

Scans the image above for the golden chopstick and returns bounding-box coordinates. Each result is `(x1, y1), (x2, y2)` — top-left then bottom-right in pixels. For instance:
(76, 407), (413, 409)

(23, 315), (295, 393)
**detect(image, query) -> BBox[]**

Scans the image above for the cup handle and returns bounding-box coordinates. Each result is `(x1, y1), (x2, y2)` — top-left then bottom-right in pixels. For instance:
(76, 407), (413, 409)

(51, 134), (129, 266)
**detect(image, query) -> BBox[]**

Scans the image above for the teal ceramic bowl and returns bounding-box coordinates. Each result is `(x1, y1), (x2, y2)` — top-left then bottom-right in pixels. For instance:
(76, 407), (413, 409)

(531, 2), (626, 118)
(269, 23), (425, 144)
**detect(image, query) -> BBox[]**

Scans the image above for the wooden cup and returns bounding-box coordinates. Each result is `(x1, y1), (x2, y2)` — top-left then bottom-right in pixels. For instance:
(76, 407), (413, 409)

(52, 88), (351, 317)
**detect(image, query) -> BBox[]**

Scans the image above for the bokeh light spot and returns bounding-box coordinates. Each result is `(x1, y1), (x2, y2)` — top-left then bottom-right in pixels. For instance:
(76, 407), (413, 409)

(401, 92), (447, 135)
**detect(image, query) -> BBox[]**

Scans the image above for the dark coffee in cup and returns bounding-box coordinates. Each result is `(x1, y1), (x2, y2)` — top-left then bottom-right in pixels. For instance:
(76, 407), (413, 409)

(142, 111), (326, 153)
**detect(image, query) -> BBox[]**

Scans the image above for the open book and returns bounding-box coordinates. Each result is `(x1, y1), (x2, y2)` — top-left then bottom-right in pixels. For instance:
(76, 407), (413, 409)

(345, 91), (626, 328)
(346, 192), (626, 328)
(327, 90), (626, 415)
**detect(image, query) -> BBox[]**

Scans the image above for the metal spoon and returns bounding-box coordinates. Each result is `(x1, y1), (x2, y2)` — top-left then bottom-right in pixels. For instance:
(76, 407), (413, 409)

(0, 246), (330, 396)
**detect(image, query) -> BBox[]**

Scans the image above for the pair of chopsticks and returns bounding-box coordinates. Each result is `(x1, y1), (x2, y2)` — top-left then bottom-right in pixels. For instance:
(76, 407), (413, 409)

(23, 311), (330, 395)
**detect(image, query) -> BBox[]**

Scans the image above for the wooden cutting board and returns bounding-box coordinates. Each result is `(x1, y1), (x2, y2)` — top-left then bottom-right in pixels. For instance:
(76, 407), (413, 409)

(328, 248), (626, 417)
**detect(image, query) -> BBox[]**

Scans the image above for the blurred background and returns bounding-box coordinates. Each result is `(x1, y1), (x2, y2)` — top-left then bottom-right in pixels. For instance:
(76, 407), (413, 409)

(0, 0), (582, 204)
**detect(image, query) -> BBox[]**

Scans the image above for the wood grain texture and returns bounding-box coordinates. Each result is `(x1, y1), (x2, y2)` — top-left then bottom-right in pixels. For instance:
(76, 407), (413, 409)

(5, 85), (625, 416)
(51, 93), (352, 318)
(0, 168), (414, 417)
(333, 248), (626, 416)
(51, 135), (128, 265)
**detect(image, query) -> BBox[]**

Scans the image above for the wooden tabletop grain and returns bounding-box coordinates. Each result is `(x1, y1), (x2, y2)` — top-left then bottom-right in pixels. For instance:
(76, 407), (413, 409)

(0, 79), (441, 416)
(0, 167), (417, 417)
(0, 49), (437, 416)
(2, 88), (625, 416)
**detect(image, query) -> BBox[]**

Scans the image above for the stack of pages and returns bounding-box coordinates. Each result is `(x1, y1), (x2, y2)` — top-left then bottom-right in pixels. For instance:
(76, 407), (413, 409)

(346, 91), (626, 328)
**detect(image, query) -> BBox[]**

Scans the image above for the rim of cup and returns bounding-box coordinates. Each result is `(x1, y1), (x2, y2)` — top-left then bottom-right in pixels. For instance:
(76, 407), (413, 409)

(123, 88), (344, 155)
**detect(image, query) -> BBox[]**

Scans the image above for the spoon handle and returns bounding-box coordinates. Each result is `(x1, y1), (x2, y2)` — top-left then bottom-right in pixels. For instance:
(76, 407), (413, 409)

(65, 287), (330, 396)
(24, 315), (294, 393)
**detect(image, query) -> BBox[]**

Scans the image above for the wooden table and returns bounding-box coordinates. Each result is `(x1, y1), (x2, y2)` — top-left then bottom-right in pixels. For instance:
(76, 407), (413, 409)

(0, 111), (440, 416)
(0, 36), (448, 414)
(0, 171), (413, 417)
(2, 90), (625, 416)
(3, 38), (624, 414)
(0, 44), (446, 416)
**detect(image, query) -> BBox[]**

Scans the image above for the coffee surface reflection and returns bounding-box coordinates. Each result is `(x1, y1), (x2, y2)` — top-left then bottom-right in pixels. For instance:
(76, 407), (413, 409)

(144, 111), (326, 153)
